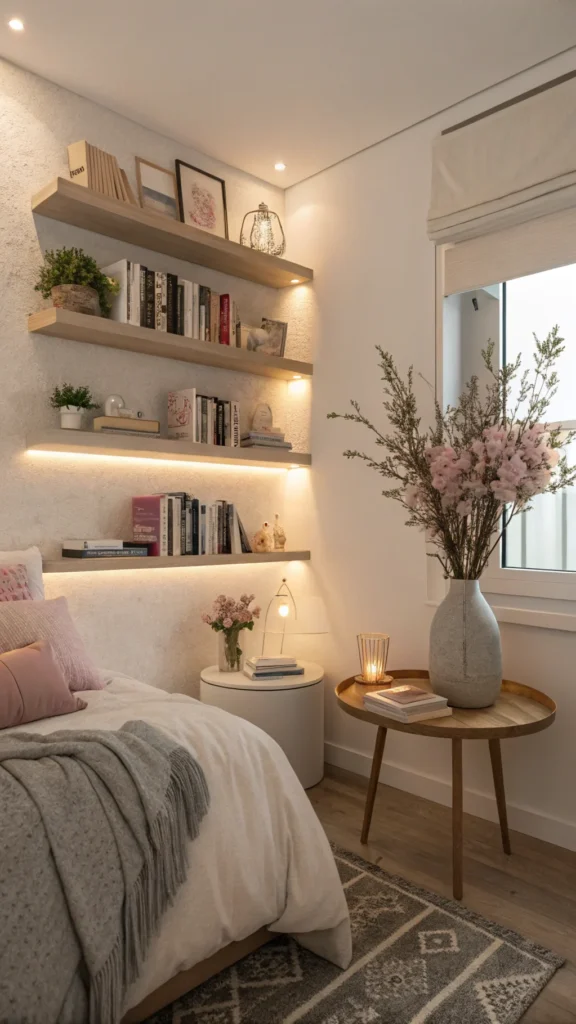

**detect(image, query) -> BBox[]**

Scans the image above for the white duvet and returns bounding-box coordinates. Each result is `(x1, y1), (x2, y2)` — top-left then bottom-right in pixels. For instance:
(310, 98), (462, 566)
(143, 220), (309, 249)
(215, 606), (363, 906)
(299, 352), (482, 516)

(7, 671), (351, 1013)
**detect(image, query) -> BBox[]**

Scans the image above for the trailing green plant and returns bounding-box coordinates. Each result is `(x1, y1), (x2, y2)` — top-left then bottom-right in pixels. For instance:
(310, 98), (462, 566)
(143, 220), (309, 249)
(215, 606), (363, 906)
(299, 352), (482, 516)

(35, 247), (120, 317)
(50, 383), (99, 410)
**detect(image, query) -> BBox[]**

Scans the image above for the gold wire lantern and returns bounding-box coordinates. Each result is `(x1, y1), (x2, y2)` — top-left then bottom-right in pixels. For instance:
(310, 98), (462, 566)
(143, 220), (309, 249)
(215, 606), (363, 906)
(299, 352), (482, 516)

(240, 202), (286, 256)
(355, 633), (392, 685)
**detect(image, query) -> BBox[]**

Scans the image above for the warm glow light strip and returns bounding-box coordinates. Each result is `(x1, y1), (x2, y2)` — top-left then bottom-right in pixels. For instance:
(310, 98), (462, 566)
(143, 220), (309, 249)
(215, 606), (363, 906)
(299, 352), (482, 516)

(26, 450), (292, 472)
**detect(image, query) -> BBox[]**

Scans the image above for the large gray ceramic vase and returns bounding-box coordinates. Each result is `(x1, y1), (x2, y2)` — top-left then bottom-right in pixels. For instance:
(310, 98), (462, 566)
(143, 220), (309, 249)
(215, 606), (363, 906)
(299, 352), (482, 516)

(429, 579), (502, 709)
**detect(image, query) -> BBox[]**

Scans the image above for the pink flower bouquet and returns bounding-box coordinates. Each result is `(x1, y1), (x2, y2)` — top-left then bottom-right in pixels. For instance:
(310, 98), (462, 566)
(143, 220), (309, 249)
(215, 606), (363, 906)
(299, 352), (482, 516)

(330, 328), (575, 579)
(202, 594), (261, 671)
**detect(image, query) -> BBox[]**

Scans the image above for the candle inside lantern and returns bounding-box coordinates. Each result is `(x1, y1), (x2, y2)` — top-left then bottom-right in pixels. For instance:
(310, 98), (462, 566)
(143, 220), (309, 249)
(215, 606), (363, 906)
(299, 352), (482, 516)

(356, 633), (391, 685)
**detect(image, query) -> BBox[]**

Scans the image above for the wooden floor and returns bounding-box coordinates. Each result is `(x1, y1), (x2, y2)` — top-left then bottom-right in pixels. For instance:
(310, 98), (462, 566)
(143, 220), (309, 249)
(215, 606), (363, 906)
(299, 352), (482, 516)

(310, 765), (576, 1023)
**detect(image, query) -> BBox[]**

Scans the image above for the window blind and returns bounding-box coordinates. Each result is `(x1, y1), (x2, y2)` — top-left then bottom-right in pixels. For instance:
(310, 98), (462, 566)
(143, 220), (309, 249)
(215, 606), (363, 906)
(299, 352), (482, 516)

(428, 75), (576, 245)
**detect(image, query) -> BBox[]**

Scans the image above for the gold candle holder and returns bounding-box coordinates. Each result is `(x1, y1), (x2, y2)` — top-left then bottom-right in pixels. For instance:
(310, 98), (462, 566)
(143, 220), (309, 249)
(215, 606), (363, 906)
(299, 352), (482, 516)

(355, 633), (392, 685)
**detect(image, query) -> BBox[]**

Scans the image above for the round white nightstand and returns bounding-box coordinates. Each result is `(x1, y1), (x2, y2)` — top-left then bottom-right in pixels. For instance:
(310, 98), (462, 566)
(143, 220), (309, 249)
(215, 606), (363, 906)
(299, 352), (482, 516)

(200, 661), (324, 789)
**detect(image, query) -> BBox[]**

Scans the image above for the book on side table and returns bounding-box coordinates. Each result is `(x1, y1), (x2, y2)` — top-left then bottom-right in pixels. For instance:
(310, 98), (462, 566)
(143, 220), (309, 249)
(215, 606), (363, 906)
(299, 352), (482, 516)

(243, 656), (304, 680)
(363, 684), (452, 723)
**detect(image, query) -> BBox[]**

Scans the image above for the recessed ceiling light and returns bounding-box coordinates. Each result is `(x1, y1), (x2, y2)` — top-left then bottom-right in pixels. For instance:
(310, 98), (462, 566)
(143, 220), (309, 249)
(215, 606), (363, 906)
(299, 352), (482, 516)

(8, 17), (24, 30)
(274, 162), (286, 172)
(290, 279), (300, 285)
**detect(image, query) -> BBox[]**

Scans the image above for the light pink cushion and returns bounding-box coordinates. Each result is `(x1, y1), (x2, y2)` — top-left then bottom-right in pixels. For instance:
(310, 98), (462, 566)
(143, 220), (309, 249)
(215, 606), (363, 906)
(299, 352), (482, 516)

(0, 641), (87, 728)
(0, 564), (33, 602)
(0, 597), (104, 692)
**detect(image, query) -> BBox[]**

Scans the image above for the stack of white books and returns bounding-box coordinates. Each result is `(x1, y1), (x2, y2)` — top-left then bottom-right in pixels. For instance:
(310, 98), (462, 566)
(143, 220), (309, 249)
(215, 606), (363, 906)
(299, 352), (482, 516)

(244, 656), (304, 681)
(363, 684), (452, 723)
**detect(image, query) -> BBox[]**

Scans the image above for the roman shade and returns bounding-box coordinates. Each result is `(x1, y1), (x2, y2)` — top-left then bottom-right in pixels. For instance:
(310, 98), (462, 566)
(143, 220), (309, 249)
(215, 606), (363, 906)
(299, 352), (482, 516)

(428, 74), (576, 245)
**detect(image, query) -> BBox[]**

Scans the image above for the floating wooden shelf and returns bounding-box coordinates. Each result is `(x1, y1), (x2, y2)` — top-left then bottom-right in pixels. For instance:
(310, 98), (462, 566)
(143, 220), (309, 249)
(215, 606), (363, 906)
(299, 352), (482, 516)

(26, 430), (311, 469)
(28, 308), (313, 381)
(32, 178), (313, 289)
(42, 551), (311, 573)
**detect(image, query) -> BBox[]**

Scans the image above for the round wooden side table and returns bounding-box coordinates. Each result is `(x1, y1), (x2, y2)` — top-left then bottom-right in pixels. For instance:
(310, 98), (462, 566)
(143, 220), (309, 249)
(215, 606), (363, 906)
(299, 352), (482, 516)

(335, 670), (556, 900)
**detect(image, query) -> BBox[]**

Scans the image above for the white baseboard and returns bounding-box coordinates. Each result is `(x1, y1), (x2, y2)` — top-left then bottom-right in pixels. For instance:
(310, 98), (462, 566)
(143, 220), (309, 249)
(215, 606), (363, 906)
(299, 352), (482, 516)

(325, 741), (576, 853)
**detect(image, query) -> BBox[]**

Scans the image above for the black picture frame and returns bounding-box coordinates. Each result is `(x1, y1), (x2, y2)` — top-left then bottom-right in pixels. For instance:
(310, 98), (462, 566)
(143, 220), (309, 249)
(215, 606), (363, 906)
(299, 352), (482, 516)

(175, 160), (229, 240)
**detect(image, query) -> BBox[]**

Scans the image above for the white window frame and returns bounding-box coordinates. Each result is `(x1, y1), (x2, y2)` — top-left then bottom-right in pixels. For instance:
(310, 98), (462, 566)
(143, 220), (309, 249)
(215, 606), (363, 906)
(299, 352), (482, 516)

(435, 248), (576, 630)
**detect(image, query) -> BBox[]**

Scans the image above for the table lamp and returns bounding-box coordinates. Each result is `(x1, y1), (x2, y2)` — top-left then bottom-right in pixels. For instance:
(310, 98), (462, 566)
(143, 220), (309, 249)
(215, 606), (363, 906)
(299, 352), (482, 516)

(260, 579), (328, 656)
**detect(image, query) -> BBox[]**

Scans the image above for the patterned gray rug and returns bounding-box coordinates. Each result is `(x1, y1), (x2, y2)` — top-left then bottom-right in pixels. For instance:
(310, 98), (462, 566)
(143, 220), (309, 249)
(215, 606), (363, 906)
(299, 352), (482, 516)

(145, 845), (564, 1024)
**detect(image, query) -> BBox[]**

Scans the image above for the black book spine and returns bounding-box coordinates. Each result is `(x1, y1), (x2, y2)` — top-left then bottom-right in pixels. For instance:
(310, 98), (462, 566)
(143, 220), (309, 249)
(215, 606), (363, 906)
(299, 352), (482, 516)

(177, 283), (184, 335)
(199, 285), (210, 342)
(167, 498), (173, 556)
(140, 266), (147, 327)
(216, 400), (224, 446)
(225, 505), (232, 555)
(180, 499), (186, 555)
(166, 273), (178, 334)
(145, 269), (155, 329)
(192, 498), (199, 555)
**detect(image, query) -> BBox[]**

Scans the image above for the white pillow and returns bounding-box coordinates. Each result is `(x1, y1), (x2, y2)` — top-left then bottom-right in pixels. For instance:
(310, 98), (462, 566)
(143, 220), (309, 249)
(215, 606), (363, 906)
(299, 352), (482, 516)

(0, 547), (44, 600)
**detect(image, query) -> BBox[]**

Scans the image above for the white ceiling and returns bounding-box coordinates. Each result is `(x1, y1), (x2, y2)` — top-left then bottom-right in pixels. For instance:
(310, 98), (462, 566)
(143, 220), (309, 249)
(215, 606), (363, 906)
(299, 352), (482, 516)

(2, 0), (576, 187)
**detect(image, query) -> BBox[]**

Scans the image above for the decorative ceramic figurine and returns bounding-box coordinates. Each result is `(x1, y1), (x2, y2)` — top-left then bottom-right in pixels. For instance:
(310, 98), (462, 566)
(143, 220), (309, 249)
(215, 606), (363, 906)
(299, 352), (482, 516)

(103, 394), (143, 419)
(273, 514), (286, 551)
(251, 403), (274, 433)
(253, 522), (274, 552)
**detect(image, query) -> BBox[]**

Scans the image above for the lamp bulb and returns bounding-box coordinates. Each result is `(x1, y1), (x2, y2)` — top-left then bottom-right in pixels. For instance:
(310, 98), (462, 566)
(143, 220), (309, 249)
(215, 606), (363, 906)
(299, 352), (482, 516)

(278, 603), (290, 618)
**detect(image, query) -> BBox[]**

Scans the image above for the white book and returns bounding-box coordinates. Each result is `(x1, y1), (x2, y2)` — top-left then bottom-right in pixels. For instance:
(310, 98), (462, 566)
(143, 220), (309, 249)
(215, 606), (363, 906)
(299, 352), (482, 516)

(130, 262), (141, 326)
(247, 657), (297, 668)
(101, 259), (129, 323)
(62, 539), (124, 550)
(230, 401), (240, 447)
(192, 283), (200, 339)
(364, 692), (447, 712)
(363, 701), (452, 724)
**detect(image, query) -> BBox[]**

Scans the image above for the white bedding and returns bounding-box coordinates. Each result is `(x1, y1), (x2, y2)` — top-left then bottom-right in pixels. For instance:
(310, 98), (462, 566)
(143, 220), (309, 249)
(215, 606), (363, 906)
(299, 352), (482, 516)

(6, 671), (351, 1012)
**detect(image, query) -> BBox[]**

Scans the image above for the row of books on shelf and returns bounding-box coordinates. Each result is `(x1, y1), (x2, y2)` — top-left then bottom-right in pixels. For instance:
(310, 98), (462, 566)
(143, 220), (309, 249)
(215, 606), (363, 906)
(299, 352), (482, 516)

(243, 656), (304, 681)
(167, 389), (240, 447)
(103, 259), (238, 344)
(132, 494), (252, 557)
(363, 685), (452, 723)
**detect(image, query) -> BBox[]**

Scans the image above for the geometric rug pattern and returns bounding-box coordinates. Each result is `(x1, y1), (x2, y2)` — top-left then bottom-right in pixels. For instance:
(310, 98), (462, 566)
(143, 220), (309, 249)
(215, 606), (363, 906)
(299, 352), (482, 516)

(145, 844), (564, 1024)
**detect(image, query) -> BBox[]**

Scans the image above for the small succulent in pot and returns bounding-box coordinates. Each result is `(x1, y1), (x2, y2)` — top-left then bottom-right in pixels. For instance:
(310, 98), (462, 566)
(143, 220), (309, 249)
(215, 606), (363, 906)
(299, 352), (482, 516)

(50, 383), (99, 430)
(35, 247), (120, 317)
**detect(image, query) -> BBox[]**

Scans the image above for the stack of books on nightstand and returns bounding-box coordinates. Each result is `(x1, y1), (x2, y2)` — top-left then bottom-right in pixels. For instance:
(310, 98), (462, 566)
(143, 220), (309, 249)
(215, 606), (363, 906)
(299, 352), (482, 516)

(363, 685), (452, 723)
(243, 656), (304, 681)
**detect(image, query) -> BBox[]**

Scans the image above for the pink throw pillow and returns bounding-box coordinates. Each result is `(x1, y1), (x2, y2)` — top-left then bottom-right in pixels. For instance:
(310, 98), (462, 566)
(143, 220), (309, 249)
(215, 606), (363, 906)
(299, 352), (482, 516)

(0, 597), (104, 692)
(0, 564), (33, 602)
(0, 641), (87, 728)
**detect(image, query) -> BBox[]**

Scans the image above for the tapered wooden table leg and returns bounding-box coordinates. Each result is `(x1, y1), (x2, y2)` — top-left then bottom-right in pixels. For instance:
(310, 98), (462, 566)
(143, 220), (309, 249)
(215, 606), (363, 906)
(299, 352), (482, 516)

(452, 738), (463, 900)
(489, 738), (512, 855)
(361, 726), (387, 844)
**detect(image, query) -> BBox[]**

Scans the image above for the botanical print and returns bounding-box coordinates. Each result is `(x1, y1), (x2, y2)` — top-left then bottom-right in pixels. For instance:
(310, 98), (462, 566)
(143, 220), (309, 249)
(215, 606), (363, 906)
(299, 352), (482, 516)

(187, 183), (217, 230)
(176, 161), (228, 239)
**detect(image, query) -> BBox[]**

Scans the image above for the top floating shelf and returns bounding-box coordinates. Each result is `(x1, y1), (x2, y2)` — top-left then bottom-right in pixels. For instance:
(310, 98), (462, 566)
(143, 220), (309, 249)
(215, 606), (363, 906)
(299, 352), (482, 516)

(32, 179), (314, 290)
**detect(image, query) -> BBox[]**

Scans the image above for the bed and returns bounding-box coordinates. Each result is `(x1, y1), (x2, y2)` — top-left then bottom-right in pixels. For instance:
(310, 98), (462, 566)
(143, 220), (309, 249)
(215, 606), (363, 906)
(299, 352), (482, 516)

(5, 669), (351, 1021)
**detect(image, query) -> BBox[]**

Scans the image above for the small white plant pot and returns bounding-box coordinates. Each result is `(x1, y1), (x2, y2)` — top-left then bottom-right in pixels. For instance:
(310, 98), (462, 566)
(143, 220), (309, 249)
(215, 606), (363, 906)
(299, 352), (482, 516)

(60, 405), (85, 430)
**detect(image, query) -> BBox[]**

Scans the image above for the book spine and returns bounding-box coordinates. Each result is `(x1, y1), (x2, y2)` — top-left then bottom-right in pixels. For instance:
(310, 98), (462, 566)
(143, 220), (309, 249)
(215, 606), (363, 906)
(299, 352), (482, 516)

(166, 273), (178, 334)
(192, 283), (200, 339)
(237, 513), (252, 553)
(167, 497), (174, 556)
(155, 272), (162, 331)
(224, 402), (231, 447)
(200, 504), (206, 556)
(219, 294), (230, 345)
(216, 400), (224, 446)
(230, 401), (240, 447)
(210, 292), (220, 343)
(159, 497), (168, 556)
(126, 260), (132, 324)
(130, 263), (141, 326)
(132, 494), (161, 555)
(185, 498), (192, 555)
(62, 548), (149, 558)
(145, 269), (155, 329)
(183, 281), (193, 338)
(191, 498), (200, 556)
(199, 285), (210, 342)
(67, 140), (90, 187)
(177, 283), (185, 336)
(140, 266), (147, 328)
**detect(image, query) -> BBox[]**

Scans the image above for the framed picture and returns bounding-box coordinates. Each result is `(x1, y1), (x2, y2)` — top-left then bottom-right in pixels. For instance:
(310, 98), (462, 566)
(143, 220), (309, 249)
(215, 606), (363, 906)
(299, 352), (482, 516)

(176, 160), (228, 239)
(135, 158), (178, 219)
(259, 318), (288, 357)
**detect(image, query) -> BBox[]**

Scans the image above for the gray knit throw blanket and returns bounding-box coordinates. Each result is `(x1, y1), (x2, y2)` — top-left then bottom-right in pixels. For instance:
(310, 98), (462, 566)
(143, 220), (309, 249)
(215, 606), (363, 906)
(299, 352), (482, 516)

(0, 720), (210, 1024)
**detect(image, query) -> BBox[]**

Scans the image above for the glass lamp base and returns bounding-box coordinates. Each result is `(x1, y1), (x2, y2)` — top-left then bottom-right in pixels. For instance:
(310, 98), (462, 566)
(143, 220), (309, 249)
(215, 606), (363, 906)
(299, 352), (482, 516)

(354, 674), (393, 686)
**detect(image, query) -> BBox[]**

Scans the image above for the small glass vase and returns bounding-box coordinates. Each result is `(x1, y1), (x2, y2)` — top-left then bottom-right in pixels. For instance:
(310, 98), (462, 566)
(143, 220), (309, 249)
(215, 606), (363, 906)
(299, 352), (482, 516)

(218, 628), (244, 672)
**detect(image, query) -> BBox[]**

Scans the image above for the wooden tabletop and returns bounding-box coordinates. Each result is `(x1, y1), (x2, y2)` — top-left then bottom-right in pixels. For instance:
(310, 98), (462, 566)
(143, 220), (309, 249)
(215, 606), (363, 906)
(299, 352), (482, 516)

(336, 670), (556, 740)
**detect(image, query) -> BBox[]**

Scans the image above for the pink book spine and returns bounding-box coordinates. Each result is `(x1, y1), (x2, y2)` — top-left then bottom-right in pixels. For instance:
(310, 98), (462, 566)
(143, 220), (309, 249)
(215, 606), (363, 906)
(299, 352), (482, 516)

(220, 294), (230, 345)
(132, 495), (160, 556)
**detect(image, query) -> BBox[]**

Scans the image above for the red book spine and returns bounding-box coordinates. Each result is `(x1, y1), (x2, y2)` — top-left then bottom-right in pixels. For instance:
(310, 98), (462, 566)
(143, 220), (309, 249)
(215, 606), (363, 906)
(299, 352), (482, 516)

(220, 294), (230, 345)
(132, 495), (160, 556)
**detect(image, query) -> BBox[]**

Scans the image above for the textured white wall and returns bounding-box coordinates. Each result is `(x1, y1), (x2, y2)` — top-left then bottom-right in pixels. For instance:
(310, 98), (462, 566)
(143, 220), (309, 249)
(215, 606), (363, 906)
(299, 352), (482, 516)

(0, 59), (315, 693)
(287, 51), (576, 850)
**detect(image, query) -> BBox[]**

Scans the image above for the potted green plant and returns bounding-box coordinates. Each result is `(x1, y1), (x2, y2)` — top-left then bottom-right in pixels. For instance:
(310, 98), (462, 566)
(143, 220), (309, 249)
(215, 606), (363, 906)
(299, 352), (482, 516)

(35, 247), (120, 317)
(50, 383), (99, 430)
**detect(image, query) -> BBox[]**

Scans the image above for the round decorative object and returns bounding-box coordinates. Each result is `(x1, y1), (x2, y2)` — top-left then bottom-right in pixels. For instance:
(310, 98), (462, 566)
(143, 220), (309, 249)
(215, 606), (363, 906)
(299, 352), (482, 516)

(252, 522), (274, 552)
(239, 203), (286, 256)
(429, 580), (502, 709)
(59, 405), (84, 430)
(103, 394), (126, 417)
(51, 284), (100, 316)
(251, 403), (274, 433)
